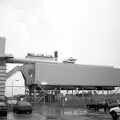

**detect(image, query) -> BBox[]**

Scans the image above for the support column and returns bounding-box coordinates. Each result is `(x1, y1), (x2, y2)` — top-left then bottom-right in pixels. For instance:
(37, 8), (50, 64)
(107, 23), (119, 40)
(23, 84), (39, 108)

(0, 37), (6, 96)
(0, 62), (6, 96)
(0, 37), (14, 97)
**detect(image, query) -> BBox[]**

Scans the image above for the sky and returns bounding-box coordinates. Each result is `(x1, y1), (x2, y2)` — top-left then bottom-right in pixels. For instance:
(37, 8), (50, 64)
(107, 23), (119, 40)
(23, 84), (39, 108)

(0, 0), (120, 68)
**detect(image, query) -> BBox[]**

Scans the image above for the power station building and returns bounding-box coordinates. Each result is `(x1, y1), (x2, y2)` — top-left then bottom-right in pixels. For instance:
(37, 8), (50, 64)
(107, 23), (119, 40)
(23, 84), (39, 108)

(7, 53), (120, 89)
(0, 37), (120, 97)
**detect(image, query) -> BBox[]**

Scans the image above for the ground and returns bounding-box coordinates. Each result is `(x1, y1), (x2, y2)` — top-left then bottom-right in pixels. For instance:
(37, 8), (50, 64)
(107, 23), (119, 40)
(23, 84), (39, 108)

(1, 104), (112, 120)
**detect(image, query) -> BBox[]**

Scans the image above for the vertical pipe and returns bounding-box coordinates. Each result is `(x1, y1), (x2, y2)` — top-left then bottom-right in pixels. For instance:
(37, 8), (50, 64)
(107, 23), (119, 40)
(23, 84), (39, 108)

(44, 96), (45, 104)
(0, 37), (5, 56)
(12, 79), (13, 97)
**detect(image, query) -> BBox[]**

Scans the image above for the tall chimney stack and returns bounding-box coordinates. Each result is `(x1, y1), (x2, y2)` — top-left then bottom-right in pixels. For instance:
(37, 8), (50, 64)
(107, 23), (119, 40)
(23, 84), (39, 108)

(0, 37), (5, 56)
(54, 51), (58, 61)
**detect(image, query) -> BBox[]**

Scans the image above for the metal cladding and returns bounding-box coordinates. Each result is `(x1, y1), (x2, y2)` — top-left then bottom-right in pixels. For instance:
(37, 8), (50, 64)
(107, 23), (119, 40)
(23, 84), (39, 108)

(35, 62), (119, 86)
(6, 60), (120, 87)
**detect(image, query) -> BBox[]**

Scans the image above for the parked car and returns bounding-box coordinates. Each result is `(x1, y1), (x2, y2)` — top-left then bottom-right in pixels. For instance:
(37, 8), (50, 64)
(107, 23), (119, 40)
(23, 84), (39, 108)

(109, 104), (120, 120)
(13, 101), (32, 114)
(0, 96), (8, 117)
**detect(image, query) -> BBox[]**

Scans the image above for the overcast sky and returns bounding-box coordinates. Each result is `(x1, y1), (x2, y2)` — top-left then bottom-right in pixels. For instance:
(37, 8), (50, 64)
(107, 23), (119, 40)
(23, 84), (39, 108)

(0, 0), (120, 67)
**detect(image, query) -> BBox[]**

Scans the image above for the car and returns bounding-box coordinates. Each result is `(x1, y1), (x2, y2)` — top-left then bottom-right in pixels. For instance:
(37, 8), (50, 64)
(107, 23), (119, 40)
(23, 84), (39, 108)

(13, 101), (32, 114)
(109, 105), (120, 120)
(0, 96), (8, 117)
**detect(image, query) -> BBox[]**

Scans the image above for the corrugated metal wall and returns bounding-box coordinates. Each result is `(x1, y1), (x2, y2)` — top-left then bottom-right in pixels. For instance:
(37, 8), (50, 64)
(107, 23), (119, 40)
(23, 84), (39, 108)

(35, 62), (119, 86)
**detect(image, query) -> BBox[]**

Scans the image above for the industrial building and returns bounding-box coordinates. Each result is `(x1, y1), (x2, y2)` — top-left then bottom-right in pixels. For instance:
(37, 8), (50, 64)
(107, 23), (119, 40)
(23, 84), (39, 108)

(5, 53), (120, 107)
(0, 37), (120, 106)
(7, 53), (120, 88)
